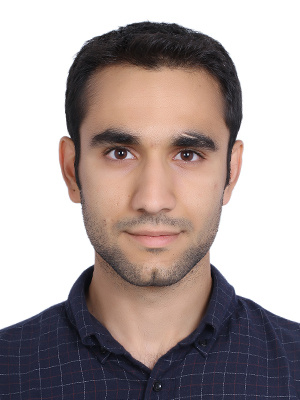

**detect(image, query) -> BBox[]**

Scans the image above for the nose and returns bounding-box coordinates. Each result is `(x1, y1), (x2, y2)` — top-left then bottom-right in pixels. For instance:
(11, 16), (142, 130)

(130, 157), (176, 214)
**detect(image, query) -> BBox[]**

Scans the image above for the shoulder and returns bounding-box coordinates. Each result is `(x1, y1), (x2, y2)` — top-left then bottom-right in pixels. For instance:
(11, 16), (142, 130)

(235, 295), (300, 337)
(0, 302), (71, 355)
(234, 295), (300, 373)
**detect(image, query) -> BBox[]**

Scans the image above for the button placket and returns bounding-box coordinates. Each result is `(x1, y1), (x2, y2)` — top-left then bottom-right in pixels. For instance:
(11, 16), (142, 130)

(199, 339), (208, 347)
(153, 381), (162, 392)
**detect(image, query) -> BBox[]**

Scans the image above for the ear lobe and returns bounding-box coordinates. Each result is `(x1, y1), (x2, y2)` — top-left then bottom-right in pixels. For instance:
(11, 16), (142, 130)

(223, 140), (243, 206)
(59, 136), (81, 203)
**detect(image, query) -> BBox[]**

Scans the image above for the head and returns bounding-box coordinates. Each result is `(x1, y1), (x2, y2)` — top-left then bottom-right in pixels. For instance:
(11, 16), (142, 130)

(65, 22), (242, 189)
(61, 22), (243, 287)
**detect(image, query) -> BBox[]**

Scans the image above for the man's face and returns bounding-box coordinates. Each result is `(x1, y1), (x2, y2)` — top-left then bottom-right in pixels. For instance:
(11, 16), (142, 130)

(77, 65), (234, 287)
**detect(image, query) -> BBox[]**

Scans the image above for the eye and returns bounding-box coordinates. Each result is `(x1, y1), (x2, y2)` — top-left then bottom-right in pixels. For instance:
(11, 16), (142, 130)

(106, 148), (135, 160)
(173, 150), (202, 162)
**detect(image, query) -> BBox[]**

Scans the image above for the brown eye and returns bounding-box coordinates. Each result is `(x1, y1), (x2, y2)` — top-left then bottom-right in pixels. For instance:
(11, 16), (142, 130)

(114, 149), (128, 159)
(106, 148), (135, 160)
(174, 150), (201, 162)
(181, 151), (194, 161)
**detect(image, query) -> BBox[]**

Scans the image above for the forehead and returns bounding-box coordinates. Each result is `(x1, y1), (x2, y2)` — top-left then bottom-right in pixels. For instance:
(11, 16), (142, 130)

(80, 65), (229, 146)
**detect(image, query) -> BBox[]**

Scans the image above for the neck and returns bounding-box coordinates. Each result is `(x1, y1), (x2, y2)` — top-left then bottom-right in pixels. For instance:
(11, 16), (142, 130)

(86, 253), (212, 369)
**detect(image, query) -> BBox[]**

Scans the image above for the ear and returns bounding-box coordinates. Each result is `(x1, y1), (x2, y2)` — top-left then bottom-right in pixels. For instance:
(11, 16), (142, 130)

(59, 136), (81, 203)
(223, 140), (243, 205)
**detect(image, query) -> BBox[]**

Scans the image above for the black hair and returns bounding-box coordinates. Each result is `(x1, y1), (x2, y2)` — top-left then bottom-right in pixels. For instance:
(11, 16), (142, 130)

(65, 21), (242, 188)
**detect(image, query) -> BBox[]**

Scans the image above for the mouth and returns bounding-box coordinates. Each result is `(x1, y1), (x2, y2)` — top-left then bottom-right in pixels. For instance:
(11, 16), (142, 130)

(125, 230), (181, 248)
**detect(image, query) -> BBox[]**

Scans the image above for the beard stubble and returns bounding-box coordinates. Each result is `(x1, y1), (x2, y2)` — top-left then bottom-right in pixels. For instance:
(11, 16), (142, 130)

(81, 193), (222, 287)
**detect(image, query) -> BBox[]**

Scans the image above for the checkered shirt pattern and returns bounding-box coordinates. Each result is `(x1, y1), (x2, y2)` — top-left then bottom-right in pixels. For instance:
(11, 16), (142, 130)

(1, 265), (299, 399)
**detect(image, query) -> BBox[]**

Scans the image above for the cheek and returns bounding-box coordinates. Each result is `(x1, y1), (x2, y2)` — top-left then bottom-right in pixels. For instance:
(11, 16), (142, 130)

(175, 166), (225, 205)
(80, 161), (132, 222)
(175, 174), (225, 233)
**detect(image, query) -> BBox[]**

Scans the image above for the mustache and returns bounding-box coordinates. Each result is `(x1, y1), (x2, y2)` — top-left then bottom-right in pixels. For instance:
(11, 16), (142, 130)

(115, 214), (193, 231)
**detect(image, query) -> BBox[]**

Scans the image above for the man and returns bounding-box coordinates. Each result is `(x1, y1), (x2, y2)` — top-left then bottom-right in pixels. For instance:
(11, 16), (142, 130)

(0, 21), (299, 399)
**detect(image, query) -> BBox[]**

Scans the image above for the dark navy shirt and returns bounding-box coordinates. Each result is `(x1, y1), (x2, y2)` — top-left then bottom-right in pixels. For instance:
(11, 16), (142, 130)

(1, 266), (299, 399)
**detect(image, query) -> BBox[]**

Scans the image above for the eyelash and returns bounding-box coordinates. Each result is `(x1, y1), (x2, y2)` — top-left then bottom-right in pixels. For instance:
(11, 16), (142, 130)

(103, 147), (135, 160)
(103, 147), (205, 162)
(174, 149), (204, 162)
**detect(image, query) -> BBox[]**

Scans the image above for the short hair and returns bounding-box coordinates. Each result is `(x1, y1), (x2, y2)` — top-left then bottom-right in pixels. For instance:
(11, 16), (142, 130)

(65, 21), (242, 188)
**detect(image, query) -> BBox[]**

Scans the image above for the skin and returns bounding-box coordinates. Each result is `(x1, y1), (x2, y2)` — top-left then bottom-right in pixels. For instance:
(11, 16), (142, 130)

(59, 65), (243, 369)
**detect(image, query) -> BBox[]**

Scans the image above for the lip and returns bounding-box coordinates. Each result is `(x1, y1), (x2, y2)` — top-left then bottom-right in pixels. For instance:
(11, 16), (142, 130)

(127, 229), (180, 236)
(126, 230), (181, 248)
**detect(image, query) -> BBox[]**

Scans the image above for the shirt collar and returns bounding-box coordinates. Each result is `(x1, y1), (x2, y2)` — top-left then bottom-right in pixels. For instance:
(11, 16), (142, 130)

(178, 265), (237, 355)
(66, 265), (237, 353)
(65, 267), (125, 353)
(203, 264), (237, 335)
(65, 266), (96, 346)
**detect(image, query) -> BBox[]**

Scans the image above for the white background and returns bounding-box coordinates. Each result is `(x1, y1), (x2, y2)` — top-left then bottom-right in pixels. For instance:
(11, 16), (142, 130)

(0, 0), (299, 329)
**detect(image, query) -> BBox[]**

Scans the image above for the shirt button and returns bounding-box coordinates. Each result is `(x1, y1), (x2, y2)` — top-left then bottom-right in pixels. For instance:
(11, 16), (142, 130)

(99, 346), (107, 354)
(153, 381), (162, 392)
(199, 339), (208, 347)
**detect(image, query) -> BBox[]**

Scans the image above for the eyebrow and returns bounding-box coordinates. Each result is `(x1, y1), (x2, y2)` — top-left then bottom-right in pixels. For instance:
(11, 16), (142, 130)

(171, 131), (218, 151)
(90, 128), (140, 147)
(89, 128), (218, 151)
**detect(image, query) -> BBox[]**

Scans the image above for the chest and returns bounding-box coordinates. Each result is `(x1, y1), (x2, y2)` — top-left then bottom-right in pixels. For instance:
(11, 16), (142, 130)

(3, 336), (299, 399)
